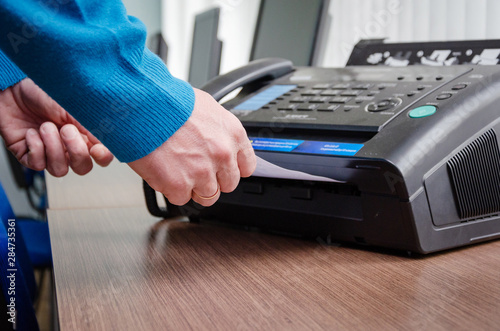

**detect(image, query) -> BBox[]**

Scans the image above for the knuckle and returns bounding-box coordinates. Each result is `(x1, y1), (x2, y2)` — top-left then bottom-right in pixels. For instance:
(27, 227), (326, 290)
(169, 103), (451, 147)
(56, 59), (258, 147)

(193, 166), (212, 180)
(151, 178), (191, 206)
(232, 122), (247, 139)
(214, 146), (233, 165)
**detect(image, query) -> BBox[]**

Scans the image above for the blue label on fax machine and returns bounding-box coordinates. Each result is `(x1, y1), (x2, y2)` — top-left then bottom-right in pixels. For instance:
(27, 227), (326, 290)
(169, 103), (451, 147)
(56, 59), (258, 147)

(250, 137), (363, 156)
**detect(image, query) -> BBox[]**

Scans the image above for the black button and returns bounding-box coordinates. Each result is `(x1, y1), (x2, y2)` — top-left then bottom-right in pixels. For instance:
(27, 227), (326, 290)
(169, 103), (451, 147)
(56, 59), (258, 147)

(407, 92), (416, 97)
(366, 97), (402, 112)
(344, 106), (358, 112)
(309, 96), (330, 103)
(320, 90), (340, 96)
(417, 86), (425, 91)
(341, 90), (363, 97)
(397, 76), (405, 80)
(436, 76), (443, 80)
(332, 83), (350, 89)
(366, 103), (390, 112)
(416, 76), (423, 80)
(351, 83), (373, 90)
(297, 104), (318, 111)
(452, 84), (468, 90)
(329, 96), (352, 104)
(301, 89), (320, 96)
(290, 97), (310, 103)
(312, 83), (330, 89)
(436, 93), (452, 100)
(318, 104), (339, 112)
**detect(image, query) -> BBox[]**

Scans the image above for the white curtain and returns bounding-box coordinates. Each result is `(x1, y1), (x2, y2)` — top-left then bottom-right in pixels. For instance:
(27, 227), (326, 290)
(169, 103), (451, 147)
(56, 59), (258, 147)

(162, 0), (500, 80)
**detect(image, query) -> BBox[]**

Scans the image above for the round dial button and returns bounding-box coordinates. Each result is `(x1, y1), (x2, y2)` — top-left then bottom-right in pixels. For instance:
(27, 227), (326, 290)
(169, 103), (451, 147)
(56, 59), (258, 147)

(365, 97), (402, 112)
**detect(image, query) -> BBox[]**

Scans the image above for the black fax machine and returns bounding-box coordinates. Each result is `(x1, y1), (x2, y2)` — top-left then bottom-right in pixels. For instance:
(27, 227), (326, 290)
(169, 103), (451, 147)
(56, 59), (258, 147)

(144, 58), (500, 254)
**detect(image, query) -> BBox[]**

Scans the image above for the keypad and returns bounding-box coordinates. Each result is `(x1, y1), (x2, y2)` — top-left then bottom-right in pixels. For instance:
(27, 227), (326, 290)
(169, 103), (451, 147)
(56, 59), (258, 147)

(228, 65), (475, 133)
(231, 71), (464, 132)
(260, 82), (402, 116)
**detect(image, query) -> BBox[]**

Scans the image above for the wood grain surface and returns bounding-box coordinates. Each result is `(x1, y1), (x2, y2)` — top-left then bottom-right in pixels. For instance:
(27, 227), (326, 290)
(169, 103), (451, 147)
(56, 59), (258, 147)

(48, 206), (500, 331)
(45, 160), (145, 210)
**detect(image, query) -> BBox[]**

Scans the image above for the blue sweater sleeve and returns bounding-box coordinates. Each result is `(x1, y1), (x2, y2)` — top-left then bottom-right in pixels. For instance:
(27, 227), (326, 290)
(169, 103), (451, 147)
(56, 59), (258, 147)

(0, 50), (26, 90)
(0, 0), (195, 162)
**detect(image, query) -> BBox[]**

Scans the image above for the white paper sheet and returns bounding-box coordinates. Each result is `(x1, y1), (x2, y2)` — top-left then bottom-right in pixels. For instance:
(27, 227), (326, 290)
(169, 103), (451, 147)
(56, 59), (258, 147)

(252, 156), (343, 183)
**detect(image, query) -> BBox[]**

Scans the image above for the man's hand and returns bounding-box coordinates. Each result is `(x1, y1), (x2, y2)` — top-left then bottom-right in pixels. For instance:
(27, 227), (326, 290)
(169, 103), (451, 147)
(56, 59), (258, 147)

(0, 78), (113, 177)
(128, 88), (256, 207)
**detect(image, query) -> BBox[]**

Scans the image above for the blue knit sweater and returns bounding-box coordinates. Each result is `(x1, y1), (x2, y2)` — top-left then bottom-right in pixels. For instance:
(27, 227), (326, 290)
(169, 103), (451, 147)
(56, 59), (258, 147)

(0, 0), (195, 162)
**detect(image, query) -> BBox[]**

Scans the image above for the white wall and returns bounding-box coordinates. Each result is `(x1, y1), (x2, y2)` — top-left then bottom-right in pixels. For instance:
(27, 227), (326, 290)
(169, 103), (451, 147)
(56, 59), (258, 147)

(122, 0), (162, 42)
(162, 0), (261, 80)
(162, 0), (500, 81)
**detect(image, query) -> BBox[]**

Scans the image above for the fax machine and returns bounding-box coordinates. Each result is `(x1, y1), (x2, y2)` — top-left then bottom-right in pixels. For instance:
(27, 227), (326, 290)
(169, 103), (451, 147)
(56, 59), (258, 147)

(144, 58), (500, 254)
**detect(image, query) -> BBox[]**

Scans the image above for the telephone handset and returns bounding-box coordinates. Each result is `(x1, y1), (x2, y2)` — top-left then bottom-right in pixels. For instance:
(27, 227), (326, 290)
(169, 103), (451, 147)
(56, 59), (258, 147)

(143, 58), (294, 218)
(201, 57), (294, 101)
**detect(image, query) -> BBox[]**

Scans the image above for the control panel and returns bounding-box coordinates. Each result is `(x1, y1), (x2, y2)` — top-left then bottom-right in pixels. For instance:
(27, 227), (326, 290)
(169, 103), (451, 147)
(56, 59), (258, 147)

(227, 65), (473, 132)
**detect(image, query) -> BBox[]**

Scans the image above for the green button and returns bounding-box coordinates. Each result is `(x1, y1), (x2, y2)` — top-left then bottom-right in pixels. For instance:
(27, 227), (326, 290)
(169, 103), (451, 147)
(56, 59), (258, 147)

(409, 105), (437, 118)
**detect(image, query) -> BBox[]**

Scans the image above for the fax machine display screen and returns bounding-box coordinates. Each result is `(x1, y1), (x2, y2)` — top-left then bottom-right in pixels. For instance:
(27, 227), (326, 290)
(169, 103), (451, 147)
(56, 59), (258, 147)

(234, 85), (296, 111)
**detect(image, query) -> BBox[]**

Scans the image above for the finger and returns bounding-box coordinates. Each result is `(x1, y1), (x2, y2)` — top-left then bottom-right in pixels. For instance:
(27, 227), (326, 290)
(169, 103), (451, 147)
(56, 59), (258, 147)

(60, 124), (93, 175)
(90, 144), (114, 167)
(237, 143), (257, 178)
(162, 184), (193, 206)
(217, 160), (240, 193)
(192, 183), (220, 207)
(81, 126), (103, 146)
(39, 122), (69, 177)
(25, 129), (46, 171)
(65, 112), (106, 148)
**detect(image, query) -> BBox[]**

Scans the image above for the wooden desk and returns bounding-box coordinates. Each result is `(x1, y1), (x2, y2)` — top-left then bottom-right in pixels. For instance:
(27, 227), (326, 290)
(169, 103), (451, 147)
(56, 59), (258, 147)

(45, 160), (145, 210)
(46, 161), (500, 330)
(48, 205), (500, 330)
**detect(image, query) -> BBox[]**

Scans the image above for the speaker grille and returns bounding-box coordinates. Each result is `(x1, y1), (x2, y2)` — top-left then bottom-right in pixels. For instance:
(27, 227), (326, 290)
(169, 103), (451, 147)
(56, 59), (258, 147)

(447, 129), (500, 220)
